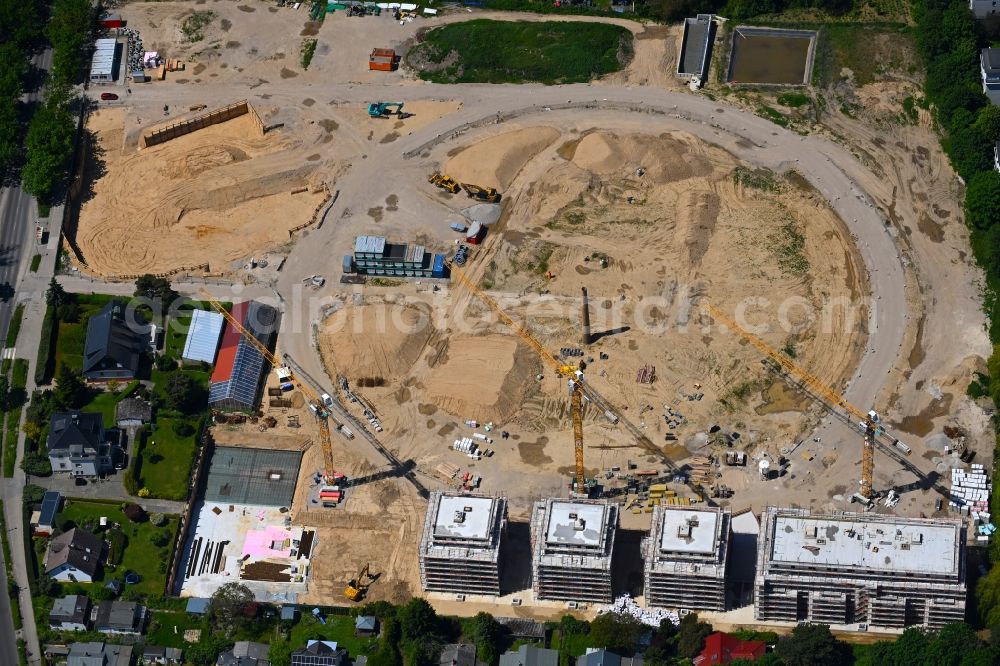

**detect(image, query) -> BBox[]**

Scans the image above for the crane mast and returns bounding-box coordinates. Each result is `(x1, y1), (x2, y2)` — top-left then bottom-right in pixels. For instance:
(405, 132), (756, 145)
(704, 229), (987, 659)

(201, 291), (337, 479)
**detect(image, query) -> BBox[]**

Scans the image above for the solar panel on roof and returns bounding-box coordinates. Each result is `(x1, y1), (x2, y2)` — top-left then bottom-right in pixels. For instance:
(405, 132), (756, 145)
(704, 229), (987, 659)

(39, 491), (61, 526)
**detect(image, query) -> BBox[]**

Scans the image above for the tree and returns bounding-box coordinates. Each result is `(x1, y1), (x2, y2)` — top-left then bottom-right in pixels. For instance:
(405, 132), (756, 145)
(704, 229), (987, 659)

(470, 612), (508, 666)
(209, 582), (255, 633)
(965, 171), (1000, 232)
(676, 612), (713, 659)
(978, 566), (1000, 627)
(162, 372), (205, 415)
(45, 278), (68, 308)
(22, 484), (46, 506)
(588, 612), (644, 656)
(186, 636), (233, 666)
(53, 364), (87, 410)
(775, 623), (848, 666)
(21, 452), (51, 476)
(399, 597), (440, 644)
(558, 613), (589, 636)
(21, 95), (75, 202)
(135, 274), (179, 308)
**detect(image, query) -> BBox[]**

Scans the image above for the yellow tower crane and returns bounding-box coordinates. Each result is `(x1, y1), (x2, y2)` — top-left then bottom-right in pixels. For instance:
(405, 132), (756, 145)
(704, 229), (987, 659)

(201, 291), (337, 481)
(706, 303), (880, 501)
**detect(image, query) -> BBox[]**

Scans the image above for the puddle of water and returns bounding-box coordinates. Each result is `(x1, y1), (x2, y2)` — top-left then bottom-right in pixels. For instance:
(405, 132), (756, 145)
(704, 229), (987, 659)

(894, 394), (952, 437)
(756, 381), (810, 415)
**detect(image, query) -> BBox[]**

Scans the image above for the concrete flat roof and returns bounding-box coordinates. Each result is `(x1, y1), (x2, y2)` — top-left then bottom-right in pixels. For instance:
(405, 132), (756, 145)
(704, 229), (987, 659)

(545, 501), (606, 547)
(434, 495), (495, 541)
(659, 509), (719, 555)
(770, 514), (959, 575)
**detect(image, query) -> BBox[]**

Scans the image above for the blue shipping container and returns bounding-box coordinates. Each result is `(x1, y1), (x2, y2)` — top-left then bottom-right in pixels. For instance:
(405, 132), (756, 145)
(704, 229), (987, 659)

(431, 253), (446, 278)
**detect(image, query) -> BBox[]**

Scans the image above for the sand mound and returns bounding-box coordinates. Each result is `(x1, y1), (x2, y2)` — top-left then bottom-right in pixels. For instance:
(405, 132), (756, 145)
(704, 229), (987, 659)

(319, 303), (434, 384)
(423, 335), (535, 423)
(74, 112), (328, 275)
(568, 131), (713, 183)
(445, 126), (559, 190)
(572, 132), (627, 173)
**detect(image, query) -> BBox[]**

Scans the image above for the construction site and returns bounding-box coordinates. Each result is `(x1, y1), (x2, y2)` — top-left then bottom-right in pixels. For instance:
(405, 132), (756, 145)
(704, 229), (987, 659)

(77, 1), (995, 632)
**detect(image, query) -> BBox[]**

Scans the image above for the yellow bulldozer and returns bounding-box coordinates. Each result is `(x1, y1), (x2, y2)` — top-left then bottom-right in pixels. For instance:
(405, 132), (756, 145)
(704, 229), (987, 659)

(428, 172), (461, 194)
(461, 183), (502, 203)
(344, 563), (377, 602)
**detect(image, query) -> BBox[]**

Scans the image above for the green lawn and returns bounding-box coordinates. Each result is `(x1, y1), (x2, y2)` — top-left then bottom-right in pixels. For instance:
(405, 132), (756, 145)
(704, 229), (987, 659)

(285, 613), (379, 657)
(5, 303), (24, 348)
(79, 390), (119, 428)
(52, 294), (116, 374)
(54, 499), (179, 596)
(409, 20), (633, 84)
(164, 312), (193, 360)
(139, 417), (199, 500)
(146, 609), (207, 648)
(3, 359), (29, 477)
(29, 255), (40, 273)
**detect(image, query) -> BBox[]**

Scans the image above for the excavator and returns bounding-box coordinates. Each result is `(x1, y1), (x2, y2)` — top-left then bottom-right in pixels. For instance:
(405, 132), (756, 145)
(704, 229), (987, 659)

(460, 183), (502, 203)
(367, 101), (411, 119)
(428, 172), (461, 194)
(344, 563), (377, 601)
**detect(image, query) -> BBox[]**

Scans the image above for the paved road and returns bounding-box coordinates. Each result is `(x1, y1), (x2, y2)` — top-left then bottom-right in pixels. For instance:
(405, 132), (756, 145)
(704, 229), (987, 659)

(0, 46), (55, 666)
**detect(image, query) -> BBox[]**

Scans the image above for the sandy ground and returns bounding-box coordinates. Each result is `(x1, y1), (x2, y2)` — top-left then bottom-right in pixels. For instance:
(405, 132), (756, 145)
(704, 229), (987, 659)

(82, 2), (988, 616)
(317, 123), (866, 517)
(75, 109), (329, 275)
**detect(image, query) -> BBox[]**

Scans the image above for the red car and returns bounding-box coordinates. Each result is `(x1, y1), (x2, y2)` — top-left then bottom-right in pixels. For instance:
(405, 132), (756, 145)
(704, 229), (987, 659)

(100, 92), (118, 101)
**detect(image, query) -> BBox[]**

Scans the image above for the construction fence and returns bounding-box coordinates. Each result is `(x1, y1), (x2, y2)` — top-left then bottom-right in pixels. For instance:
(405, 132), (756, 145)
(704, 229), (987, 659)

(142, 99), (265, 148)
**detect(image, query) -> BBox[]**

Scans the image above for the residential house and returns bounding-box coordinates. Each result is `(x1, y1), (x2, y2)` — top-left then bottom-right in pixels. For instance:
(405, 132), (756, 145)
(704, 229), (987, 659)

(67, 642), (133, 666)
(217, 641), (271, 666)
(981, 47), (1000, 105)
(44, 528), (104, 582)
(93, 600), (146, 635)
(34, 490), (62, 536)
(355, 615), (377, 637)
(440, 644), (482, 666)
(83, 299), (146, 381)
(971, 0), (999, 19)
(693, 633), (766, 666)
(291, 640), (347, 666)
(49, 594), (91, 632)
(577, 650), (643, 666)
(498, 645), (559, 666)
(142, 645), (184, 664)
(115, 396), (152, 427)
(47, 411), (116, 476)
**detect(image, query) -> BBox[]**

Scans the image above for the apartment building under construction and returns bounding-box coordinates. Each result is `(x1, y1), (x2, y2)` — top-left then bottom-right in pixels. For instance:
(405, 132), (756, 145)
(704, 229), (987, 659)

(755, 507), (966, 630)
(418, 492), (508, 596)
(531, 499), (618, 604)
(644, 505), (731, 611)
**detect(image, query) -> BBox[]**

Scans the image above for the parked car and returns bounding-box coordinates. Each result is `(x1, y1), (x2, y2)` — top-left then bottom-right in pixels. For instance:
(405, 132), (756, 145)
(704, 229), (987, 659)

(100, 92), (118, 101)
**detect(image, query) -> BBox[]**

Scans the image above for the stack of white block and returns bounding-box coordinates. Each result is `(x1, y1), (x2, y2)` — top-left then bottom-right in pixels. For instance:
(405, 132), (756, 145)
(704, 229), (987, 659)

(950, 465), (991, 519)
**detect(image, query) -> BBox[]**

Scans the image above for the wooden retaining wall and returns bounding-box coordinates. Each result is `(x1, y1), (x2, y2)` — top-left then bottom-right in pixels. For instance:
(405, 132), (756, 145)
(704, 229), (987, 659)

(142, 99), (264, 148)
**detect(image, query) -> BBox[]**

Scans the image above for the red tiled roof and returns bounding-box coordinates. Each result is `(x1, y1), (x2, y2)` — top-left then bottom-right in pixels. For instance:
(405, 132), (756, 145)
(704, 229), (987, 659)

(693, 633), (766, 666)
(209, 302), (250, 384)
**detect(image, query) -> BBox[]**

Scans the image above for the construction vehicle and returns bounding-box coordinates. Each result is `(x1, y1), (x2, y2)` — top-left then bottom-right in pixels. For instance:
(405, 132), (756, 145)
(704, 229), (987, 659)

(706, 303), (898, 504)
(461, 183), (502, 203)
(367, 101), (410, 119)
(428, 172), (461, 194)
(344, 563), (376, 601)
(201, 291), (337, 486)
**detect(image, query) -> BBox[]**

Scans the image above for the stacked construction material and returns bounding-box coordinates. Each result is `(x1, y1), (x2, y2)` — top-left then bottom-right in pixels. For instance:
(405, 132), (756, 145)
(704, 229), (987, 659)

(950, 465), (991, 521)
(602, 594), (678, 628)
(453, 438), (480, 458)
